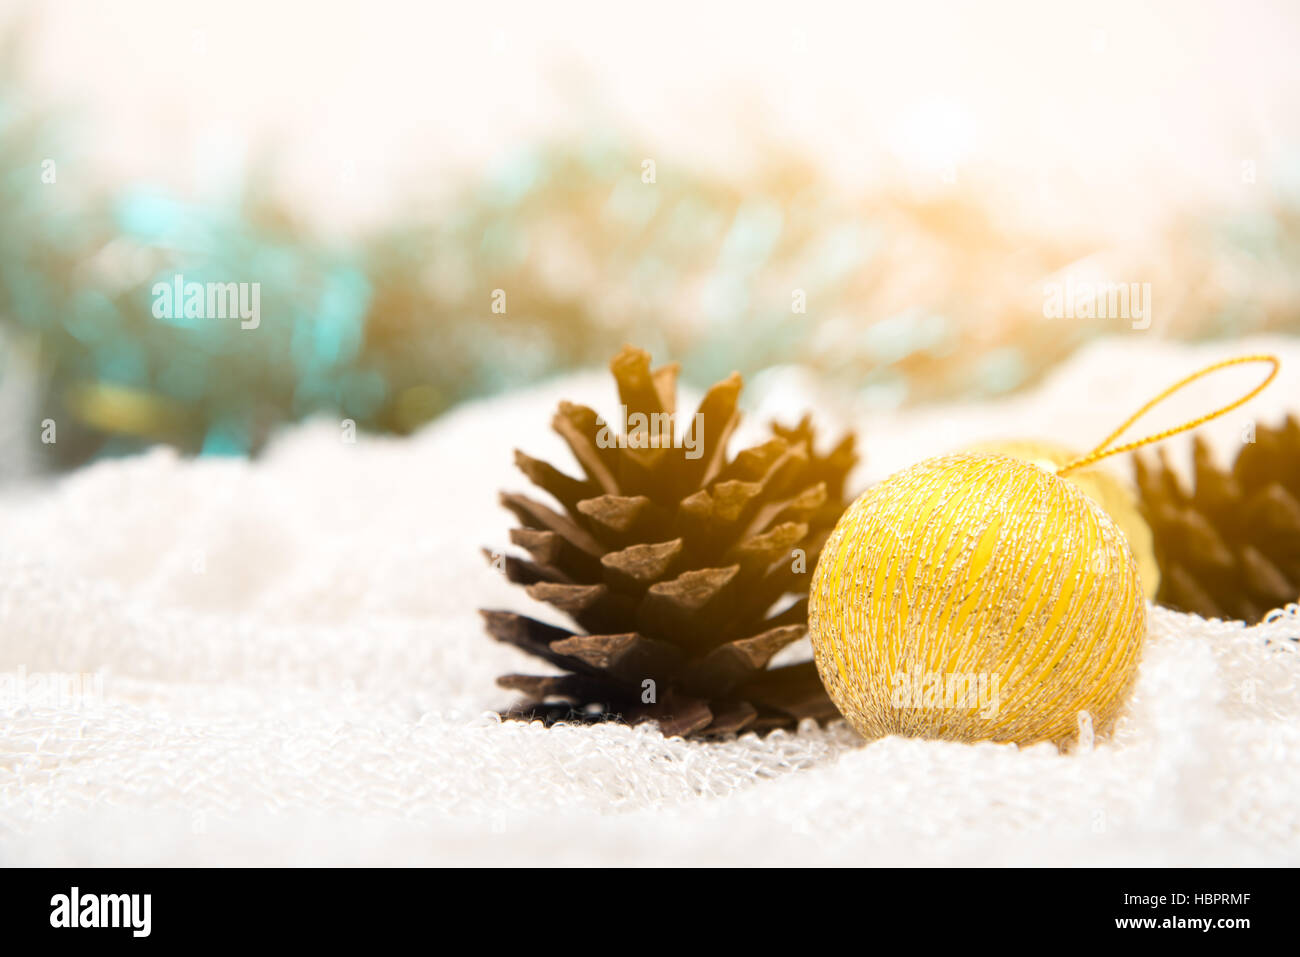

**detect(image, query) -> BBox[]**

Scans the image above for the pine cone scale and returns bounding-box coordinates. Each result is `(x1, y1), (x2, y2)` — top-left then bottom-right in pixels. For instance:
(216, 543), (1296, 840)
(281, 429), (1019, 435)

(549, 632), (684, 683)
(480, 610), (596, 675)
(681, 624), (807, 695)
(500, 492), (605, 559)
(553, 403), (620, 495)
(599, 538), (685, 590)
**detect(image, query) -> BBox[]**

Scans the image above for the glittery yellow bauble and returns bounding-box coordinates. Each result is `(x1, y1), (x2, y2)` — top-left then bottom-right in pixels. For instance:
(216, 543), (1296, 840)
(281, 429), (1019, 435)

(808, 453), (1147, 746)
(967, 439), (1159, 600)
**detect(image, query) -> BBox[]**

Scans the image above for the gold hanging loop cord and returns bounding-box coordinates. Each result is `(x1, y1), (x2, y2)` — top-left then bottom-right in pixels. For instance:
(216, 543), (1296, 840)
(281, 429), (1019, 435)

(1055, 354), (1281, 477)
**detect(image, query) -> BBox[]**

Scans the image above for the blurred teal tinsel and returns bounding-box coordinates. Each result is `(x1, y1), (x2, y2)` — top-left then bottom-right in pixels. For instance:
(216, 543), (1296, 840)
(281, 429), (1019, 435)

(4, 42), (1300, 472)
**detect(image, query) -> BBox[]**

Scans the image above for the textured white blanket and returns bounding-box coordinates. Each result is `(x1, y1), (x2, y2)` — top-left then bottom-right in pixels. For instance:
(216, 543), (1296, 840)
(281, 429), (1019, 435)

(1, 337), (1298, 865)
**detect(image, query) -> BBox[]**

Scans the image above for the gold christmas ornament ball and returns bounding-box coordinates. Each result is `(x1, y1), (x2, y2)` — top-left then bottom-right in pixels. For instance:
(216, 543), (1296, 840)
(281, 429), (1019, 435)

(966, 438), (1159, 600)
(808, 453), (1147, 746)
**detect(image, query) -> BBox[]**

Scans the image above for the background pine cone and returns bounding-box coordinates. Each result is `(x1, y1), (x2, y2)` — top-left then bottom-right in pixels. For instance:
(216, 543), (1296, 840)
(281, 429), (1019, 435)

(1136, 415), (1300, 623)
(482, 346), (857, 737)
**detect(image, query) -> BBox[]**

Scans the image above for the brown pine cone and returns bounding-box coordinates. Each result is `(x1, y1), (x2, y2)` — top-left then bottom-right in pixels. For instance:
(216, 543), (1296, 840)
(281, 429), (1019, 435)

(481, 345), (858, 737)
(1136, 415), (1300, 623)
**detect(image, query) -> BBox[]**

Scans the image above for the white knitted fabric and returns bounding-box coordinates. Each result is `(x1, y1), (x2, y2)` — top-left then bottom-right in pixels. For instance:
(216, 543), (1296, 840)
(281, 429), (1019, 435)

(1, 337), (1298, 865)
